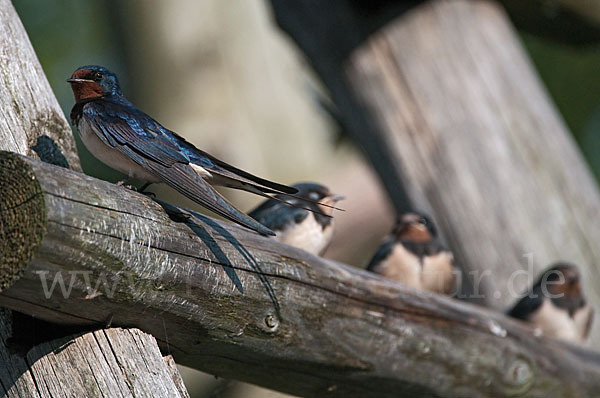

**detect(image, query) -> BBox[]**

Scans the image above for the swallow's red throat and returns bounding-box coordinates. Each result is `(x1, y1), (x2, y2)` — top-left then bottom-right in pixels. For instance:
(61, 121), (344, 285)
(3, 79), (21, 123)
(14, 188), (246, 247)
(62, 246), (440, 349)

(69, 69), (103, 102)
(398, 225), (432, 243)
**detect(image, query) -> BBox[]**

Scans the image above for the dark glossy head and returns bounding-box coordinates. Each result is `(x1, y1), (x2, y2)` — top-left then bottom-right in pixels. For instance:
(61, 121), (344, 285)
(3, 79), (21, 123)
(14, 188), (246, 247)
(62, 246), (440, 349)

(292, 183), (342, 202)
(292, 182), (344, 215)
(392, 212), (437, 243)
(537, 262), (582, 298)
(67, 65), (121, 102)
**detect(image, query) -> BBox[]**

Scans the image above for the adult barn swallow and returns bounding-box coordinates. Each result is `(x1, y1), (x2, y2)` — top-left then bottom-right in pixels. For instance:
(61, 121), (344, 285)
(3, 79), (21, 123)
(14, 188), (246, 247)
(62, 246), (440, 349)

(366, 212), (455, 294)
(67, 65), (303, 236)
(508, 263), (593, 344)
(248, 183), (343, 255)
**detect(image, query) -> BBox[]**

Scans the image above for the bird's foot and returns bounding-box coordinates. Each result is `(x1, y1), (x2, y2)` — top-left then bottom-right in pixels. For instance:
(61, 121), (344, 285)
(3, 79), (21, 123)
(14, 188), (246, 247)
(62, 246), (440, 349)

(116, 180), (155, 195)
(138, 182), (155, 197)
(115, 178), (138, 191)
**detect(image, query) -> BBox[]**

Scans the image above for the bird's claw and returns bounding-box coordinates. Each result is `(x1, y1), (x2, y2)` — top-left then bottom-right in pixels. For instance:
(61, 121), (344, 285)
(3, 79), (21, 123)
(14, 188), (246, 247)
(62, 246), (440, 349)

(115, 180), (154, 196)
(116, 178), (137, 191)
(117, 183), (138, 191)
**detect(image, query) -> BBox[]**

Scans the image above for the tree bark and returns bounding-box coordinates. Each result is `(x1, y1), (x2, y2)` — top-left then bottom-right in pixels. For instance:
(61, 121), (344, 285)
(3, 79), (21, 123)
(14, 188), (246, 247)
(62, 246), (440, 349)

(2, 152), (600, 398)
(270, 0), (600, 345)
(0, 0), (80, 171)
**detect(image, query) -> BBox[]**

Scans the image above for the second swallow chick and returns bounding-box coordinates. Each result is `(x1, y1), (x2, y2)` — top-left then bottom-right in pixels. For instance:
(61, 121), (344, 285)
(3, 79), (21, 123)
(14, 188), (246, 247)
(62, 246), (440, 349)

(507, 263), (593, 344)
(249, 183), (343, 255)
(366, 212), (456, 294)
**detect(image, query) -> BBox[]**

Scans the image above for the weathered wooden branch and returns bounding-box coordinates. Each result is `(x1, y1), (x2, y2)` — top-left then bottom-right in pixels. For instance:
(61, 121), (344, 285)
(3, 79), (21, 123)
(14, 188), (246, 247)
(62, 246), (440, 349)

(2, 152), (600, 397)
(0, 0), (80, 171)
(0, 1), (191, 395)
(0, 308), (189, 398)
(270, 0), (600, 345)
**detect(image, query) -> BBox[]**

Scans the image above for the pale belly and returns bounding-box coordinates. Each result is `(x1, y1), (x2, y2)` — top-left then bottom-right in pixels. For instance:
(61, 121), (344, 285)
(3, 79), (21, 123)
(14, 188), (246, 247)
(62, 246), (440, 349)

(530, 299), (593, 344)
(375, 244), (422, 290)
(422, 251), (455, 294)
(78, 120), (161, 182)
(275, 215), (334, 255)
(374, 244), (455, 294)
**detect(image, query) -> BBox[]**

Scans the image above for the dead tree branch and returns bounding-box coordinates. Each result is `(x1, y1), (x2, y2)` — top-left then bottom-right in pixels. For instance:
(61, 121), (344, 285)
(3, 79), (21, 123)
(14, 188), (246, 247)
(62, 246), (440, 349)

(2, 151), (600, 397)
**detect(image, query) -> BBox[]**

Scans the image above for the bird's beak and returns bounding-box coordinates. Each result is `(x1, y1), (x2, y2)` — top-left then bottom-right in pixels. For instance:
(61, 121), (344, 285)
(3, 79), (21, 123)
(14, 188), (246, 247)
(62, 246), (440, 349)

(66, 78), (94, 84)
(320, 194), (345, 209)
(328, 194), (345, 202)
(414, 224), (428, 232)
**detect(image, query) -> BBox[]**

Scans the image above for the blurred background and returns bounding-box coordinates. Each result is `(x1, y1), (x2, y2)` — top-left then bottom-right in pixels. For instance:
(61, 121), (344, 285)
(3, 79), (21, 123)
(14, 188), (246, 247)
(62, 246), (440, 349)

(12, 0), (600, 396)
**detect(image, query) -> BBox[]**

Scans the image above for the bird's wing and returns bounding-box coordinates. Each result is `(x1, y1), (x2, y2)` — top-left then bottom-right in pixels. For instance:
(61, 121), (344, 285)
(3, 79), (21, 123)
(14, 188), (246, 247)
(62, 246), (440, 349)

(84, 99), (189, 167)
(506, 290), (543, 320)
(124, 147), (275, 236)
(366, 238), (396, 271)
(165, 129), (298, 195)
(249, 199), (309, 231)
(83, 101), (274, 236)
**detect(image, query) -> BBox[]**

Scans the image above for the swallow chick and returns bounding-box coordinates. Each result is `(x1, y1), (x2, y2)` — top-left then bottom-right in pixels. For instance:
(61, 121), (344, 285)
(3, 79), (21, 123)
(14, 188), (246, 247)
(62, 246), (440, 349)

(508, 263), (593, 344)
(366, 212), (456, 294)
(248, 183), (343, 255)
(67, 65), (312, 236)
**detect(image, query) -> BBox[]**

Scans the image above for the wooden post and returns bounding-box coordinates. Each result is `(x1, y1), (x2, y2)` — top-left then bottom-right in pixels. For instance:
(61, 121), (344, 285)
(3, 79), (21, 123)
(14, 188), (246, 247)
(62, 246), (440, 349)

(0, 309), (189, 398)
(2, 152), (600, 397)
(0, 0), (80, 171)
(270, 0), (600, 345)
(0, 0), (188, 395)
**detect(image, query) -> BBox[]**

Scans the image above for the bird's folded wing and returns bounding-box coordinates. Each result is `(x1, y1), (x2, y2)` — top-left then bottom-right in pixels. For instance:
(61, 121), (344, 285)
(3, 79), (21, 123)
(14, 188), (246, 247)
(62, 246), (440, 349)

(120, 145), (275, 236)
(87, 100), (297, 195)
(366, 239), (395, 271)
(171, 135), (298, 195)
(85, 101), (189, 167)
(506, 292), (543, 320)
(249, 200), (309, 231)
(84, 106), (274, 236)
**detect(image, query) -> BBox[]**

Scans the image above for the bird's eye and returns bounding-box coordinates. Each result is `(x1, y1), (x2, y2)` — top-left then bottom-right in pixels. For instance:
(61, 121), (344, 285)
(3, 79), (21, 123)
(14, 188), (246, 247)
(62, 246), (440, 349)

(419, 217), (428, 225)
(94, 72), (103, 81)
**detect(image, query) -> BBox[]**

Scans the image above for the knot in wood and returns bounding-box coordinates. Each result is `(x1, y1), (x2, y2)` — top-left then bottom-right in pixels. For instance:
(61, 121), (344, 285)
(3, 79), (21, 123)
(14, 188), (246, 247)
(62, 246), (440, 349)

(263, 313), (279, 332)
(503, 358), (533, 396)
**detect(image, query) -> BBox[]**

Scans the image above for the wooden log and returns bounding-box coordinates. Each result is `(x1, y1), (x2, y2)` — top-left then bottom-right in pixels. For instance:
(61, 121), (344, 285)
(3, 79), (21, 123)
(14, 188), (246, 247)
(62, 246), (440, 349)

(0, 151), (189, 396)
(0, 0), (80, 171)
(0, 1), (189, 395)
(0, 308), (189, 398)
(345, 0), (600, 338)
(270, 0), (600, 344)
(2, 152), (600, 397)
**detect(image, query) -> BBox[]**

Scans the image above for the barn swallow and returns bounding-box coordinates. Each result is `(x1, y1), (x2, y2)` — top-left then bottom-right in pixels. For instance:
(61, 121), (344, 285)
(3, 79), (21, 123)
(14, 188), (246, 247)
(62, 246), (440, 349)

(248, 183), (343, 255)
(366, 212), (456, 294)
(67, 65), (307, 236)
(508, 263), (593, 344)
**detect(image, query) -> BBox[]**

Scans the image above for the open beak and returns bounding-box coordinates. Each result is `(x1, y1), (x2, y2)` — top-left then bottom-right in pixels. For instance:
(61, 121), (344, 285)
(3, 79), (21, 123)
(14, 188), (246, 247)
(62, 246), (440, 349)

(66, 78), (94, 84)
